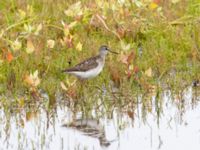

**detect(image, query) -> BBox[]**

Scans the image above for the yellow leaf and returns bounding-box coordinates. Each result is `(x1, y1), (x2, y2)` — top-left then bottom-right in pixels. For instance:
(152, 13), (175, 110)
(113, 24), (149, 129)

(33, 70), (39, 79)
(64, 27), (70, 36)
(18, 98), (25, 108)
(0, 59), (3, 64)
(61, 20), (65, 26)
(172, 0), (180, 4)
(12, 39), (22, 51)
(145, 67), (152, 77)
(66, 78), (71, 86)
(149, 2), (158, 10)
(61, 21), (70, 36)
(26, 39), (35, 54)
(134, 0), (143, 8)
(120, 40), (131, 51)
(0, 29), (4, 38)
(24, 70), (40, 87)
(18, 9), (26, 19)
(26, 112), (37, 121)
(62, 21), (77, 36)
(118, 0), (126, 5)
(76, 42), (82, 51)
(60, 82), (68, 91)
(24, 24), (34, 33)
(66, 78), (76, 87)
(64, 1), (83, 17)
(34, 23), (42, 35)
(68, 21), (78, 29)
(47, 39), (55, 49)
(27, 5), (34, 16)
(128, 64), (134, 71)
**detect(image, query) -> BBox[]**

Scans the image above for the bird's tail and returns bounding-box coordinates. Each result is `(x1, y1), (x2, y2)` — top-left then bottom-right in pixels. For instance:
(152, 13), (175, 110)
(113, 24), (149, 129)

(61, 69), (69, 73)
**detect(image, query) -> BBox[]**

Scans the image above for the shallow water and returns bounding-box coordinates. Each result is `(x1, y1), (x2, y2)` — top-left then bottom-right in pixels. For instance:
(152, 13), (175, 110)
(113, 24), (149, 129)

(0, 87), (200, 150)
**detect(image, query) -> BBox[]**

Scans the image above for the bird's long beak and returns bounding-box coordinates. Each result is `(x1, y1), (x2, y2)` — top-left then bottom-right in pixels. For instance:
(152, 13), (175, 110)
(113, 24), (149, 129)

(107, 49), (119, 54)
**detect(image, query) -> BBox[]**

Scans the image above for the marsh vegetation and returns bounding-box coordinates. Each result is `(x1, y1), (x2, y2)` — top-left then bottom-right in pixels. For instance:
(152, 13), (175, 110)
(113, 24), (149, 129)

(0, 0), (200, 149)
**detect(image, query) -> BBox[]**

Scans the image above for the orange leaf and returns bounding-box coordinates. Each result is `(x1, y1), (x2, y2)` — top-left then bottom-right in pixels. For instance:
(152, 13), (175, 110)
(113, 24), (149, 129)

(133, 66), (139, 74)
(60, 35), (73, 48)
(26, 111), (37, 121)
(127, 110), (134, 119)
(7, 51), (13, 63)
(24, 70), (40, 87)
(127, 51), (135, 65)
(119, 51), (136, 65)
(109, 65), (121, 87)
(67, 85), (77, 99)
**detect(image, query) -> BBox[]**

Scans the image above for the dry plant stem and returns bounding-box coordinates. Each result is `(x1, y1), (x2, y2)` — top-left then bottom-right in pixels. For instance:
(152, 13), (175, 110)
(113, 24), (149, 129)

(95, 14), (122, 41)
(3, 18), (36, 35)
(45, 24), (64, 31)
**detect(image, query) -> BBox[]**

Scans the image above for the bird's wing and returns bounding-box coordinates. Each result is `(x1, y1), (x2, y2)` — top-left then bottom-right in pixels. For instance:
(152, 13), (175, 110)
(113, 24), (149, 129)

(63, 56), (99, 72)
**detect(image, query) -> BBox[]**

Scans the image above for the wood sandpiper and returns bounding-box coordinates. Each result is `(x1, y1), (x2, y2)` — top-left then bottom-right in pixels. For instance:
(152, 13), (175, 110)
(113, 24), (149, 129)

(62, 45), (118, 79)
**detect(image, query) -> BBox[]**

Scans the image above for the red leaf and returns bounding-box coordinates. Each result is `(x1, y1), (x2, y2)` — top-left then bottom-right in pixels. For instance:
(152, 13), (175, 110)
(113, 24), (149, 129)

(153, 0), (161, 4)
(133, 66), (139, 74)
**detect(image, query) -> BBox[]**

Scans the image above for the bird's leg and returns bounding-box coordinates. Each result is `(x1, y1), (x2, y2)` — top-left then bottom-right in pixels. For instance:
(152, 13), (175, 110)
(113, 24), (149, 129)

(78, 79), (87, 91)
(76, 79), (87, 98)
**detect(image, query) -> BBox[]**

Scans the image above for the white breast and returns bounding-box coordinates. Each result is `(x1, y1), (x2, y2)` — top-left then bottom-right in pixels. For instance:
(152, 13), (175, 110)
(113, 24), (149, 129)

(68, 62), (105, 79)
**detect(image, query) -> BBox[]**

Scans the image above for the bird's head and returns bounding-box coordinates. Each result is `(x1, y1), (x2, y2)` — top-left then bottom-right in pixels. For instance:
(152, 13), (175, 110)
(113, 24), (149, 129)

(99, 45), (118, 56)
